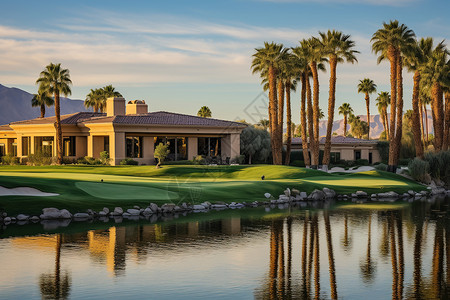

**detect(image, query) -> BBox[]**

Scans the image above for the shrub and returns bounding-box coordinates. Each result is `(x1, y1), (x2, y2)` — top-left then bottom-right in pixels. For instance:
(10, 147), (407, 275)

(154, 143), (170, 168)
(376, 141), (390, 163)
(192, 155), (205, 165)
(77, 156), (102, 165)
(398, 158), (412, 166)
(408, 158), (430, 183)
(374, 163), (388, 171)
(100, 151), (110, 165)
(27, 151), (52, 165)
(165, 160), (194, 165)
(120, 158), (138, 165)
(355, 159), (369, 166)
(291, 160), (305, 167)
(1, 154), (19, 165)
(231, 155), (245, 164)
(423, 150), (450, 186)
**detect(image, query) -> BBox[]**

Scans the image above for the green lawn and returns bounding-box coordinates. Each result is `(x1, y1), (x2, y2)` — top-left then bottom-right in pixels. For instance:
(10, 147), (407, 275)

(0, 164), (426, 215)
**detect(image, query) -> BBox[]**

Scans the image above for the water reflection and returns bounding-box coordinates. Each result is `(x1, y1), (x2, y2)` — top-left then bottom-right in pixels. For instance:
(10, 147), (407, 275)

(1, 197), (450, 299)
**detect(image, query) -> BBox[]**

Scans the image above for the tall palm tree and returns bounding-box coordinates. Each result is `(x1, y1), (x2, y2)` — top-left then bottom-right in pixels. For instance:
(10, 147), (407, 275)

(376, 92), (391, 138)
(251, 42), (288, 165)
(420, 91), (431, 143)
(319, 30), (358, 167)
(338, 103), (353, 136)
(36, 63), (72, 164)
(197, 106), (212, 118)
(372, 20), (416, 172)
(102, 84), (122, 98)
(31, 87), (54, 118)
(84, 88), (104, 113)
(357, 78), (377, 140)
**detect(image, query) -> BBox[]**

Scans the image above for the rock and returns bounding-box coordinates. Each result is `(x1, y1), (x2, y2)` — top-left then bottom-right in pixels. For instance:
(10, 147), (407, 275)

(408, 190), (415, 196)
(322, 188), (336, 198)
(355, 191), (368, 197)
(113, 207), (123, 215)
(122, 212), (131, 217)
(193, 204), (207, 210)
(30, 216), (40, 222)
(181, 203), (189, 210)
(133, 205), (141, 209)
(86, 209), (95, 215)
(4, 217), (12, 223)
(173, 206), (183, 212)
(371, 194), (377, 198)
(103, 207), (110, 214)
(291, 189), (300, 196)
(229, 202), (244, 208)
(73, 213), (90, 218)
(420, 190), (428, 196)
(161, 204), (176, 213)
(201, 202), (211, 208)
(149, 203), (159, 213)
(1, 212), (7, 217)
(279, 195), (290, 201)
(98, 211), (107, 217)
(264, 193), (272, 199)
(41, 208), (61, 219)
(59, 209), (72, 219)
(126, 209), (140, 215)
(300, 192), (308, 199)
(143, 207), (153, 215)
(284, 188), (291, 197)
(16, 214), (29, 221)
(308, 189), (325, 201)
(431, 187), (446, 195)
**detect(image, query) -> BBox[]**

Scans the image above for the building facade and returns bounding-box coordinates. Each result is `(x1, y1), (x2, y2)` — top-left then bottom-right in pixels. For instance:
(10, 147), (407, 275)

(0, 97), (246, 165)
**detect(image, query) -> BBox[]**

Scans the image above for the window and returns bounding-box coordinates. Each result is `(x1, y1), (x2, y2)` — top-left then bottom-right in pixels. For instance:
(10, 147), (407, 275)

(35, 136), (54, 156)
(154, 137), (188, 161)
(10, 143), (17, 156)
(22, 137), (31, 156)
(126, 136), (143, 158)
(63, 136), (76, 156)
(198, 137), (221, 157)
(0, 143), (4, 157)
(355, 150), (361, 160)
(104, 136), (110, 152)
(330, 152), (341, 163)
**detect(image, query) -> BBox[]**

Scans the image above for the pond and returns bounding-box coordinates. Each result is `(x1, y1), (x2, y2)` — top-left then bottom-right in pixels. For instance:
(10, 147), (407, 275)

(0, 196), (449, 299)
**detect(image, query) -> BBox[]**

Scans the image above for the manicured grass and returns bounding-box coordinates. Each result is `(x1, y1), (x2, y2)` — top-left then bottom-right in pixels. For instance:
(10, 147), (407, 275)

(0, 164), (426, 215)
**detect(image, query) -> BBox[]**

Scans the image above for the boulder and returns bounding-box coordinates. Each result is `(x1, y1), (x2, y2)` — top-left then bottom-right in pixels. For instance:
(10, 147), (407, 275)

(279, 195), (290, 201)
(322, 188), (336, 198)
(98, 211), (107, 217)
(355, 191), (368, 198)
(133, 205), (141, 209)
(308, 189), (325, 201)
(149, 203), (159, 213)
(143, 207), (153, 215)
(73, 213), (90, 219)
(181, 203), (189, 210)
(161, 204), (176, 213)
(300, 192), (308, 199)
(201, 202), (211, 208)
(60, 209), (72, 219)
(3, 217), (11, 223)
(193, 204), (207, 210)
(41, 208), (61, 219)
(173, 206), (183, 212)
(126, 209), (141, 215)
(30, 216), (40, 222)
(229, 202), (244, 208)
(284, 188), (291, 197)
(211, 204), (227, 209)
(291, 189), (300, 196)
(103, 207), (110, 214)
(113, 207), (123, 215)
(86, 209), (95, 215)
(16, 214), (29, 221)
(264, 193), (272, 199)
(408, 190), (415, 196)
(122, 212), (131, 217)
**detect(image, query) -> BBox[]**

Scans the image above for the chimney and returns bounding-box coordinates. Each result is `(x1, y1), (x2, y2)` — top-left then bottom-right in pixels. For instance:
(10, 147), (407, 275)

(106, 97), (126, 116)
(126, 100), (148, 115)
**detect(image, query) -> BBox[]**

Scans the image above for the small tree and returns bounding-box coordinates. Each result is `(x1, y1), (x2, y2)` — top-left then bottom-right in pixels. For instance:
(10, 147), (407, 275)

(154, 143), (170, 168)
(197, 106), (212, 118)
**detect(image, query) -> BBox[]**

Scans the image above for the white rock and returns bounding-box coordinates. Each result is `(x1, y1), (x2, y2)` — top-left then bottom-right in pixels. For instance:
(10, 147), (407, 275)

(211, 204), (227, 209)
(73, 213), (90, 218)
(113, 207), (123, 215)
(264, 193), (272, 199)
(16, 214), (29, 221)
(291, 189), (300, 195)
(279, 195), (290, 201)
(98, 211), (107, 217)
(126, 209), (140, 215)
(284, 188), (291, 197)
(30, 216), (40, 222)
(3, 217), (11, 223)
(122, 212), (131, 217)
(193, 204), (207, 210)
(143, 207), (153, 215)
(201, 202), (211, 208)
(355, 191), (368, 197)
(60, 209), (72, 219)
(103, 207), (110, 214)
(300, 192), (308, 199)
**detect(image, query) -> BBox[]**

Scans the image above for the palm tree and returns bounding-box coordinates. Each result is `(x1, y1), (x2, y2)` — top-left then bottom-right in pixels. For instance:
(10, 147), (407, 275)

(31, 87), (54, 118)
(372, 20), (416, 172)
(102, 84), (122, 98)
(320, 30), (359, 168)
(84, 88), (105, 113)
(257, 119), (270, 131)
(36, 63), (72, 164)
(251, 42), (288, 165)
(420, 91), (431, 144)
(357, 78), (377, 140)
(197, 106), (212, 118)
(376, 92), (390, 138)
(338, 103), (353, 136)
(318, 108), (325, 120)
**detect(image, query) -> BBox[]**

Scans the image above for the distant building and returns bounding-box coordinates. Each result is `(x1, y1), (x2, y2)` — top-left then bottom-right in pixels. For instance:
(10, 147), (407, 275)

(289, 136), (382, 164)
(0, 97), (246, 165)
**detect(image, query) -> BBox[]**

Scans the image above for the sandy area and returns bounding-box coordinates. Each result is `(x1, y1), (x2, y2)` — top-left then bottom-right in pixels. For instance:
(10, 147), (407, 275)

(328, 166), (375, 173)
(0, 186), (59, 197)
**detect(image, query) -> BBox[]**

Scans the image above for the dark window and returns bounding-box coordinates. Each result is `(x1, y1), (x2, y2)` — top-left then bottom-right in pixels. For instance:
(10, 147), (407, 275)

(330, 152), (341, 163)
(11, 143), (17, 156)
(126, 136), (143, 158)
(154, 137), (188, 161)
(369, 152), (373, 164)
(35, 137), (54, 156)
(63, 136), (76, 156)
(198, 137), (221, 157)
(0, 144), (4, 156)
(104, 136), (109, 152)
(355, 150), (361, 160)
(22, 137), (31, 156)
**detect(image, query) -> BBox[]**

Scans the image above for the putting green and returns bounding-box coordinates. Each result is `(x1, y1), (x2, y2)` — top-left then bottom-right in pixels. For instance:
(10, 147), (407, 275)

(75, 181), (178, 200)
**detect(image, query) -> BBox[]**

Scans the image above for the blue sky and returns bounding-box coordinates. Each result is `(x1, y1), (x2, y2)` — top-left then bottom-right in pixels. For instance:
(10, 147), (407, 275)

(0, 0), (448, 124)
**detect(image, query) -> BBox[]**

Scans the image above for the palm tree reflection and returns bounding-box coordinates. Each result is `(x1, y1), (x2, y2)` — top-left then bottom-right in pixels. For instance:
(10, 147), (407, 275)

(360, 213), (377, 283)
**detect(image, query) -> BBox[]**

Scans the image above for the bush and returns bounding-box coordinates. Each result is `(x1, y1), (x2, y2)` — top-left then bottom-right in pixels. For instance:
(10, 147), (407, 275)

(355, 159), (369, 166)
(374, 163), (388, 171)
(77, 156), (102, 165)
(1, 154), (19, 165)
(408, 158), (430, 183)
(398, 158), (412, 166)
(290, 160), (305, 167)
(231, 155), (245, 164)
(27, 150), (53, 165)
(120, 158), (138, 165)
(192, 155), (205, 165)
(165, 160), (194, 165)
(100, 151), (110, 165)
(423, 150), (450, 186)
(377, 141), (390, 163)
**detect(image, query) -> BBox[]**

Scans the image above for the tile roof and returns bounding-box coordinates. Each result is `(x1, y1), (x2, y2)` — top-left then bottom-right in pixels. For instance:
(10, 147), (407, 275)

(8, 112), (105, 126)
(291, 136), (378, 145)
(0, 124), (12, 131)
(82, 111), (247, 128)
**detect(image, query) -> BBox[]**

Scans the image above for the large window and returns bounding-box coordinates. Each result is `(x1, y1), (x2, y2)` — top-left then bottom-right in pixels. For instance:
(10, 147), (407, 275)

(63, 136), (76, 156)
(35, 136), (54, 156)
(22, 137), (31, 156)
(198, 137), (221, 157)
(355, 150), (361, 160)
(330, 152), (341, 163)
(0, 143), (4, 157)
(154, 137), (188, 161)
(126, 136), (143, 158)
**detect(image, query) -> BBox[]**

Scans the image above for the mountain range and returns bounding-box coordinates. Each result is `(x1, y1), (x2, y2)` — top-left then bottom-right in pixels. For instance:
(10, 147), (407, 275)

(0, 84), (434, 138)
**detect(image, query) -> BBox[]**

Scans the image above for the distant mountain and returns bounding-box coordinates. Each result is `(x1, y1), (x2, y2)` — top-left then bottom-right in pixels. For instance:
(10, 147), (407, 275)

(0, 84), (90, 125)
(317, 112), (434, 138)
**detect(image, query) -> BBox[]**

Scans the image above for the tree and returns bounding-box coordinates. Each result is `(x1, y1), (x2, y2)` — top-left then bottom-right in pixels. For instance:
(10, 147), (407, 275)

(319, 30), (359, 168)
(349, 114), (369, 139)
(102, 84), (122, 98)
(240, 125), (271, 164)
(258, 119), (270, 131)
(376, 92), (390, 138)
(372, 20), (416, 172)
(197, 106), (212, 118)
(251, 42), (288, 165)
(357, 78), (377, 140)
(154, 142), (169, 168)
(31, 87), (54, 118)
(338, 103), (353, 136)
(36, 63), (72, 164)
(85, 85), (122, 113)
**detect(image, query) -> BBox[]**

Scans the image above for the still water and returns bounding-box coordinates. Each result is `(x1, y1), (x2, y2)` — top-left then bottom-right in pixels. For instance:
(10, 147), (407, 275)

(0, 197), (449, 299)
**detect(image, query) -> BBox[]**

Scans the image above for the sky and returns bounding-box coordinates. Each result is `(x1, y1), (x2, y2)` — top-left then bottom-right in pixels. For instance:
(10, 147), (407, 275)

(0, 0), (448, 124)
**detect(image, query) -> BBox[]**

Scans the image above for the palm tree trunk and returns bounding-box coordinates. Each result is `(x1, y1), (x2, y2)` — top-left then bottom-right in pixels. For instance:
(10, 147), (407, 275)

(413, 220), (423, 299)
(411, 71), (424, 158)
(285, 81), (292, 165)
(344, 115), (348, 136)
(40, 104), (46, 118)
(389, 213), (398, 300)
(396, 214), (404, 299)
(419, 98), (425, 146)
(385, 109), (389, 138)
(431, 82), (444, 151)
(381, 111), (386, 138)
(306, 74), (314, 167)
(277, 80), (285, 165)
(54, 92), (63, 164)
(310, 62), (320, 168)
(394, 55), (403, 166)
(365, 93), (370, 140)
(323, 56), (337, 167)
(300, 74), (311, 166)
(269, 66), (279, 164)
(313, 215), (320, 299)
(424, 103), (429, 143)
(301, 214), (308, 298)
(269, 221), (278, 297)
(387, 46), (398, 172)
(324, 212), (337, 299)
(442, 92), (450, 151)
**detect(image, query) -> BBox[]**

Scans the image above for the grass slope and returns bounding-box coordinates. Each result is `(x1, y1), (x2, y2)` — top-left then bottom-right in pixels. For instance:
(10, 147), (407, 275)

(0, 165), (425, 215)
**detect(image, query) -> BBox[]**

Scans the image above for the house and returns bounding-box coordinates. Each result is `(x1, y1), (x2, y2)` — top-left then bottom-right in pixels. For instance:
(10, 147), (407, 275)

(289, 136), (382, 164)
(0, 97), (246, 165)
